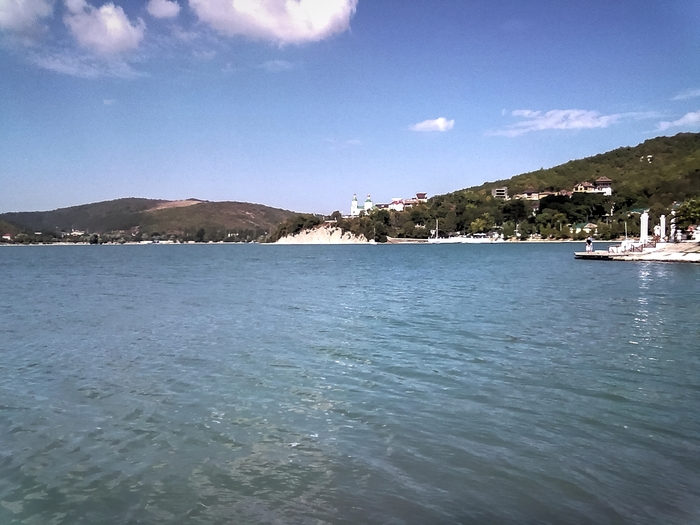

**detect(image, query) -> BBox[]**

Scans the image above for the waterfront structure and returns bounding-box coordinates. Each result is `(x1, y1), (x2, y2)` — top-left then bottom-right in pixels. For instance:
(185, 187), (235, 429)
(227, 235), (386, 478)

(640, 211), (649, 245)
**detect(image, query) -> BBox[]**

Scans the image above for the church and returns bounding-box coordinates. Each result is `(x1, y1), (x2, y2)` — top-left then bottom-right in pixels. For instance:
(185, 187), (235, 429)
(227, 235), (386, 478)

(350, 194), (375, 217)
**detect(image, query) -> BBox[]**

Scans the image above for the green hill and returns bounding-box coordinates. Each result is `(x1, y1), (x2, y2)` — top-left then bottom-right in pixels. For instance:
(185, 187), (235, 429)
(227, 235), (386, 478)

(0, 198), (167, 234)
(473, 132), (700, 207)
(0, 198), (296, 242)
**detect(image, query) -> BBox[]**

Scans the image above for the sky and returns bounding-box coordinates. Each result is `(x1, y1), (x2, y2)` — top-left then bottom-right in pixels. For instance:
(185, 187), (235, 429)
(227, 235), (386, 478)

(1, 0), (700, 214)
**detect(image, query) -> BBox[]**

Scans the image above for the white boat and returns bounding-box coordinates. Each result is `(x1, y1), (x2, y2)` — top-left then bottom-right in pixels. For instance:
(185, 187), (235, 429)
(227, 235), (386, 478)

(428, 219), (458, 244)
(428, 220), (502, 244)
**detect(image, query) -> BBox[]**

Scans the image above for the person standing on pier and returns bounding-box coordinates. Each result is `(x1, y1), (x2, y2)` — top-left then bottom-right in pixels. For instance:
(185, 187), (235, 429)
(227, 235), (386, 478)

(586, 236), (593, 252)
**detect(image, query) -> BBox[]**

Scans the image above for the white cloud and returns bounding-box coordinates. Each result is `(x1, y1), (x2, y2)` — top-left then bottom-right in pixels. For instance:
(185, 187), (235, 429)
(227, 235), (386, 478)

(491, 109), (620, 137)
(31, 50), (142, 77)
(146, 0), (179, 19)
(409, 117), (454, 132)
(188, 0), (357, 44)
(103, 98), (116, 104)
(0, 0), (53, 31)
(64, 0), (145, 55)
(658, 110), (700, 131)
(673, 88), (700, 101)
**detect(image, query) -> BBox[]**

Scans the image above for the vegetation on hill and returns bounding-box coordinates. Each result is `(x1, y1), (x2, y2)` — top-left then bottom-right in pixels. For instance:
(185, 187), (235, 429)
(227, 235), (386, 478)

(0, 198), (296, 243)
(1, 198), (165, 235)
(476, 132), (700, 208)
(138, 201), (295, 242)
(269, 132), (700, 243)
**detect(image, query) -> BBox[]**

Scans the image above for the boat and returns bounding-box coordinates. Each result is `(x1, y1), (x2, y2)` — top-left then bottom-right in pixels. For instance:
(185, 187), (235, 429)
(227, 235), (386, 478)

(428, 219), (461, 244)
(428, 219), (503, 244)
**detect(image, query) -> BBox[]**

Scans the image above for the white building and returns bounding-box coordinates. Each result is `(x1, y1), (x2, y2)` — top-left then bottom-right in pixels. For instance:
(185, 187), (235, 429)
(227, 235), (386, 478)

(388, 198), (404, 212)
(350, 194), (374, 217)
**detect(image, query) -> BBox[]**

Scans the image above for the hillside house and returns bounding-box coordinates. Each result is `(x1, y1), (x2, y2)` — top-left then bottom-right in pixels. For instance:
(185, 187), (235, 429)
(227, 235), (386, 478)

(593, 177), (612, 196)
(573, 178), (613, 196)
(573, 181), (596, 193)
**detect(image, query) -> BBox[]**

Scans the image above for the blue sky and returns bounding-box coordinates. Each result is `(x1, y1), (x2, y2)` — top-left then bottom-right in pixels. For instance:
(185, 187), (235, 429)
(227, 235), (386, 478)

(1, 0), (700, 214)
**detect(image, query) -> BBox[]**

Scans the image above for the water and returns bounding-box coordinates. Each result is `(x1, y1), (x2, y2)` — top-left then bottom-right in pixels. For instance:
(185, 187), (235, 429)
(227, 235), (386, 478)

(1, 243), (699, 524)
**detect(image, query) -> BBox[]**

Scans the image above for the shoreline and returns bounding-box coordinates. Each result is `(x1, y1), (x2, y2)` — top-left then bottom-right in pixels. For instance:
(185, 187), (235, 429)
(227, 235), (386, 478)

(1, 239), (620, 247)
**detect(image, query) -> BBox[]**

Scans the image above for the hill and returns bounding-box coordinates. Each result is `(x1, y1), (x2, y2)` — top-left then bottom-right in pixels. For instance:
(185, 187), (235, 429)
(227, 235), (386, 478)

(472, 132), (700, 207)
(0, 198), (296, 242)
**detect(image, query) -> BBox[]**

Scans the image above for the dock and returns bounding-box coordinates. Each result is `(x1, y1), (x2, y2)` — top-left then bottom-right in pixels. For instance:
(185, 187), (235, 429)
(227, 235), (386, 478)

(575, 242), (700, 263)
(574, 250), (613, 260)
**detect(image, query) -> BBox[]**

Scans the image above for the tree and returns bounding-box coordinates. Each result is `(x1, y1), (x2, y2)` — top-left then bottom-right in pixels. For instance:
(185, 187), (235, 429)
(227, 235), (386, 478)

(503, 200), (529, 224)
(469, 213), (494, 234)
(195, 228), (206, 242)
(676, 198), (700, 228)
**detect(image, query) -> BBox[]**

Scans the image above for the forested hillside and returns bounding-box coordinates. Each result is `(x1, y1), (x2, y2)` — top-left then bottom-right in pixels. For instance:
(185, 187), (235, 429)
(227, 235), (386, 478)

(475, 132), (700, 207)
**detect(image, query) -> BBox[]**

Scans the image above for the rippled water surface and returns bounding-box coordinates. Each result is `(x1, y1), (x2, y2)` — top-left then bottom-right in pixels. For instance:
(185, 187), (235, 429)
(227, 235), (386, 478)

(1, 243), (699, 524)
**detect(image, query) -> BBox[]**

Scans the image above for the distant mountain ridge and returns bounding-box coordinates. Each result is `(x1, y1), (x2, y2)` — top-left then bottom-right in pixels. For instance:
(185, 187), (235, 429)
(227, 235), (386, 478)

(0, 198), (296, 239)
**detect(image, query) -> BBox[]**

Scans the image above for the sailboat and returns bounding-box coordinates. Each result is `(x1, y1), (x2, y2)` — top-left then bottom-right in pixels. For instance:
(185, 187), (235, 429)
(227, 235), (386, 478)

(428, 219), (464, 244)
(428, 219), (501, 244)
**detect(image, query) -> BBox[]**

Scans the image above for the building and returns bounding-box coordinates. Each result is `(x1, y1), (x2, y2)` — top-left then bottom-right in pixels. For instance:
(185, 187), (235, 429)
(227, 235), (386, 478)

(350, 194), (375, 217)
(593, 177), (612, 196)
(353, 192), (427, 216)
(573, 178), (613, 196)
(491, 187), (509, 199)
(573, 181), (596, 193)
(514, 188), (540, 201)
(388, 198), (404, 212)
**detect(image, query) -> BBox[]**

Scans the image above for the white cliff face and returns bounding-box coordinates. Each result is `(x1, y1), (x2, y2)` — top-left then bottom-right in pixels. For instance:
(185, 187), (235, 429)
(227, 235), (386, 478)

(274, 225), (368, 244)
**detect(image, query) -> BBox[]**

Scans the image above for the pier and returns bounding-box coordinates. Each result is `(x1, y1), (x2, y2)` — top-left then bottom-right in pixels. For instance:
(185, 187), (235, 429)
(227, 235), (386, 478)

(574, 250), (614, 260)
(575, 242), (700, 263)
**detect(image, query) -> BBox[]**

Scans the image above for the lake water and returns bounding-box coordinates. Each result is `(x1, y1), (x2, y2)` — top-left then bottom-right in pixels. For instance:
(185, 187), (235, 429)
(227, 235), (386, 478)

(1, 243), (699, 524)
